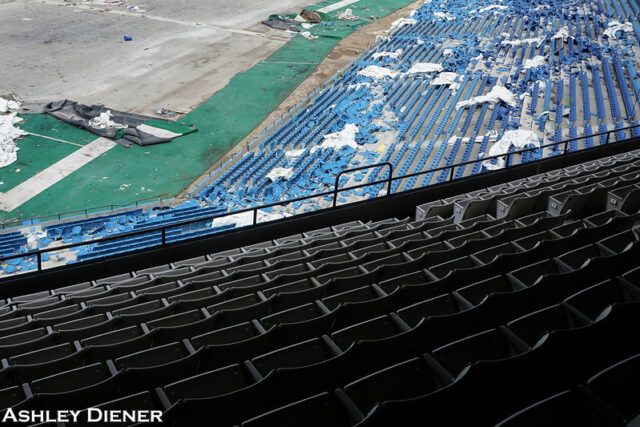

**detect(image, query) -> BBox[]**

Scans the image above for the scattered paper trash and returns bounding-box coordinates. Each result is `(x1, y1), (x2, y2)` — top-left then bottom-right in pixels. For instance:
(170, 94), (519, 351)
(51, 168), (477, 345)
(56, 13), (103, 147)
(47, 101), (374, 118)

(88, 111), (128, 130)
(266, 167), (294, 182)
(372, 49), (403, 59)
(483, 130), (540, 170)
(431, 72), (458, 85)
(300, 31), (318, 40)
(434, 11), (456, 21)
(407, 63), (444, 74)
(522, 55), (546, 70)
(0, 97), (21, 114)
(603, 21), (633, 39)
(338, 8), (358, 21)
(456, 86), (517, 109)
(358, 65), (399, 79)
(0, 112), (27, 168)
(320, 124), (360, 149)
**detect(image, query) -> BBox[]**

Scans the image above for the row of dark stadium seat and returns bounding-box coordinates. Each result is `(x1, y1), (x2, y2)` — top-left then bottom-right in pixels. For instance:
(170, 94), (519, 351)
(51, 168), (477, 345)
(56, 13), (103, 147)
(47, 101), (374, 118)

(1, 149), (640, 425)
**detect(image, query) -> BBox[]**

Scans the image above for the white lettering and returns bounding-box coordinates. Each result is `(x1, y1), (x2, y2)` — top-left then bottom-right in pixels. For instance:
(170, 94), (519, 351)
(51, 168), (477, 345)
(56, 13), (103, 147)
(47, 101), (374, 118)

(18, 410), (31, 423)
(0, 409), (163, 423)
(69, 410), (81, 423)
(2, 408), (16, 423)
(151, 411), (163, 422)
(88, 408), (103, 422)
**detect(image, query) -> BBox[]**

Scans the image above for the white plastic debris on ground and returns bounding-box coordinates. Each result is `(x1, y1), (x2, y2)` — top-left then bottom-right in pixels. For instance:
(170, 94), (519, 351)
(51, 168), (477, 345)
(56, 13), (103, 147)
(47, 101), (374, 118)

(479, 4), (508, 12)
(211, 211), (253, 228)
(456, 86), (517, 109)
(431, 72), (458, 85)
(447, 130), (498, 146)
(358, 65), (399, 79)
(416, 38), (426, 45)
(552, 26), (569, 40)
(603, 21), (633, 39)
(483, 130), (540, 170)
(389, 17), (417, 32)
(407, 63), (443, 74)
(285, 148), (306, 157)
(501, 36), (544, 47)
(434, 11), (456, 21)
(372, 49), (403, 59)
(301, 23), (315, 29)
(0, 113), (27, 168)
(522, 55), (546, 69)
(266, 167), (294, 182)
(534, 5), (549, 10)
(88, 111), (127, 130)
(320, 124), (359, 149)
(300, 31), (318, 40)
(347, 82), (371, 90)
(0, 97), (21, 114)
(338, 8), (358, 20)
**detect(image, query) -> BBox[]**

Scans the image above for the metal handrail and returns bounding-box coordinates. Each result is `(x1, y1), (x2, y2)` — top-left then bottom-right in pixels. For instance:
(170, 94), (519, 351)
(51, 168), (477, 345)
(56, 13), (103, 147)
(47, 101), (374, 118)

(1, 123), (638, 273)
(333, 162), (393, 207)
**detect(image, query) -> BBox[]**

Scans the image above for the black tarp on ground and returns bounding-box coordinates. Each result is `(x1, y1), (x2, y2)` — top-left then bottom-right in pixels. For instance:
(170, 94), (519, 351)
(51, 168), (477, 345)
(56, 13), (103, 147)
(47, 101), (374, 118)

(43, 100), (195, 146)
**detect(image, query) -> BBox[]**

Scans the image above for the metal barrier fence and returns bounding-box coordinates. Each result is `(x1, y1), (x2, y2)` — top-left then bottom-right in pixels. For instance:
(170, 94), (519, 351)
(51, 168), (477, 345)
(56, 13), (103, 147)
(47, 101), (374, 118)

(1, 123), (638, 273)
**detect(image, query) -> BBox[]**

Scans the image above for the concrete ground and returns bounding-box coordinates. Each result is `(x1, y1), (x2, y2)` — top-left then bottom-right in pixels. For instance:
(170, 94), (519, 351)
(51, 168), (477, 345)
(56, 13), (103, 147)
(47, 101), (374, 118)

(0, 0), (313, 115)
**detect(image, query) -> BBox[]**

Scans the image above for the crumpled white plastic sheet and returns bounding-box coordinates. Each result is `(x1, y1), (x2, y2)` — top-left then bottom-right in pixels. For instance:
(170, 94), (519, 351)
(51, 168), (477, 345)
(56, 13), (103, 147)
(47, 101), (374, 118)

(372, 49), (403, 59)
(603, 21), (633, 39)
(320, 123), (360, 149)
(434, 11), (456, 21)
(501, 36), (544, 47)
(522, 55), (546, 69)
(389, 17), (417, 32)
(447, 130), (498, 145)
(483, 129), (540, 170)
(456, 86), (517, 109)
(338, 8), (358, 20)
(0, 113), (27, 168)
(358, 65), (399, 79)
(266, 167), (294, 182)
(430, 72), (458, 85)
(88, 111), (128, 130)
(0, 97), (21, 114)
(479, 4), (508, 12)
(300, 31), (318, 40)
(407, 63), (444, 74)
(211, 209), (292, 228)
(552, 26), (569, 40)
(285, 148), (305, 158)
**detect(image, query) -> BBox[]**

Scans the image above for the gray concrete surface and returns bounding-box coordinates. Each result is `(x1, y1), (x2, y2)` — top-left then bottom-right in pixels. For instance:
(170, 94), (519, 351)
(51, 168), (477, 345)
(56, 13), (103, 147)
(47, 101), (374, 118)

(0, 0), (313, 115)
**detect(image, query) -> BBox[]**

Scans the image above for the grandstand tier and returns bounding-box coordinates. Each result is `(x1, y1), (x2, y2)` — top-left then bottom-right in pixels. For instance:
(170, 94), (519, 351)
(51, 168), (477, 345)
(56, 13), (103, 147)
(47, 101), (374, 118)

(0, 146), (639, 425)
(6, 0), (640, 273)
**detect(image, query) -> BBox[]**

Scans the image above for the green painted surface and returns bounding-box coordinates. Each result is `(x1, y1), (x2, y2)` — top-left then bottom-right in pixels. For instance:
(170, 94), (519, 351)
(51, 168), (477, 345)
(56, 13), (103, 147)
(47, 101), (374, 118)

(0, 0), (414, 224)
(0, 114), (96, 195)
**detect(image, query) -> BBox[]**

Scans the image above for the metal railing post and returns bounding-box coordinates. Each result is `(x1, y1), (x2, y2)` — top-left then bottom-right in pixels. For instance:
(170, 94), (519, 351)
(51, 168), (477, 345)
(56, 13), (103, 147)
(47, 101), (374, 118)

(37, 252), (42, 272)
(605, 131), (610, 145)
(161, 228), (166, 247)
(253, 209), (258, 225)
(449, 166), (455, 181)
